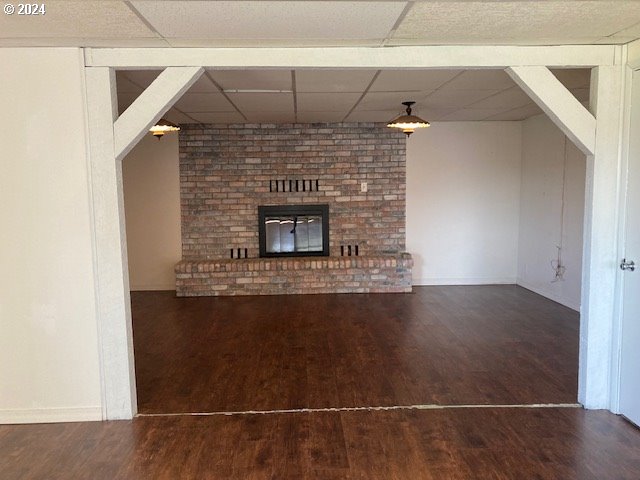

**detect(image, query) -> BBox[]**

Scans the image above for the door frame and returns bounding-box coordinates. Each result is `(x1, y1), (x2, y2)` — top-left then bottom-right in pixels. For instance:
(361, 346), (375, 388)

(610, 39), (640, 413)
(83, 44), (629, 419)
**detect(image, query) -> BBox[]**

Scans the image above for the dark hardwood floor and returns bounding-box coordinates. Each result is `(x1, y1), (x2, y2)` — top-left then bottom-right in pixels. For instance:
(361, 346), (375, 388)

(3, 286), (640, 479)
(2, 408), (640, 479)
(132, 285), (579, 414)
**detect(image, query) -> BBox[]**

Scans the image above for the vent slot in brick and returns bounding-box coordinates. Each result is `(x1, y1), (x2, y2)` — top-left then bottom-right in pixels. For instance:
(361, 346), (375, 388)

(269, 179), (320, 193)
(340, 245), (360, 256)
(230, 248), (249, 259)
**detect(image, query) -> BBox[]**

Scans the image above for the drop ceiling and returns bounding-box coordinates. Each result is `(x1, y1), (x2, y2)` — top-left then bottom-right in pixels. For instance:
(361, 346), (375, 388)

(1, 0), (621, 122)
(117, 68), (591, 123)
(1, 1), (639, 47)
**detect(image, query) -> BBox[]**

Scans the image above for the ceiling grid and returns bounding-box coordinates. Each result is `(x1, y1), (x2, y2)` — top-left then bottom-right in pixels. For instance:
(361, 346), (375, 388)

(50, 1), (628, 124)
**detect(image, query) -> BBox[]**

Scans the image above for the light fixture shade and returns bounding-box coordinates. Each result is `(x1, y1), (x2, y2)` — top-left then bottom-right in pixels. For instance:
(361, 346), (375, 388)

(387, 101), (430, 137)
(150, 118), (180, 138)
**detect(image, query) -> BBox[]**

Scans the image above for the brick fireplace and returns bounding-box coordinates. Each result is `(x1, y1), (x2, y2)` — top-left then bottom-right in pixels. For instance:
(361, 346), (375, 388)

(175, 122), (412, 296)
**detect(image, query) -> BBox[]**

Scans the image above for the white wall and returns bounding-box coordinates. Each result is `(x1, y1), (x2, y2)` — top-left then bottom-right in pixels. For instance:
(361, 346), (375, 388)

(517, 114), (586, 311)
(0, 48), (102, 423)
(407, 122), (522, 285)
(123, 134), (181, 290)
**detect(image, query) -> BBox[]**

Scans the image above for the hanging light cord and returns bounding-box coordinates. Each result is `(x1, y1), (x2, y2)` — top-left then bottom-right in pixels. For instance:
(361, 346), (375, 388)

(552, 136), (568, 282)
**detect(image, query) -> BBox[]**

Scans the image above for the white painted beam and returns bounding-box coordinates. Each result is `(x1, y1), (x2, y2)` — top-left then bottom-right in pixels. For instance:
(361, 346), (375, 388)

(627, 39), (640, 70)
(85, 45), (616, 70)
(579, 64), (625, 409)
(507, 66), (596, 156)
(114, 66), (203, 160)
(84, 67), (137, 420)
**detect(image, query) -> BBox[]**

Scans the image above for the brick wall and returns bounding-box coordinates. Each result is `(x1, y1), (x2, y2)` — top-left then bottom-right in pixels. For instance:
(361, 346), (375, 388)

(179, 123), (406, 260)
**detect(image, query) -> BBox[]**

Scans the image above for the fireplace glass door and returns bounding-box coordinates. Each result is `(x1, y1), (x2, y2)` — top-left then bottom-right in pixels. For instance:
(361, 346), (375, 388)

(258, 205), (329, 257)
(265, 215), (323, 254)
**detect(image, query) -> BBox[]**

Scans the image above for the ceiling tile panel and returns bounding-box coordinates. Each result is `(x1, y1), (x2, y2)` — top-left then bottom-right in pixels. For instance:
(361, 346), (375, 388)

(244, 112), (297, 123)
(393, 1), (640, 45)
(164, 110), (200, 124)
(116, 72), (142, 95)
(124, 70), (222, 94)
(132, 1), (406, 40)
(295, 70), (377, 93)
(358, 92), (430, 111)
(227, 93), (294, 112)
(208, 70), (292, 91)
(188, 112), (246, 124)
(344, 110), (400, 122)
(423, 89), (501, 109)
(466, 88), (532, 110)
(297, 93), (362, 112)
(173, 93), (237, 112)
(420, 107), (461, 121)
(119, 70), (162, 89)
(347, 106), (455, 122)
(297, 112), (349, 123)
(551, 69), (591, 89)
(484, 104), (544, 121)
(118, 93), (138, 116)
(594, 36), (636, 45)
(0, 0), (157, 38)
(371, 70), (463, 92)
(440, 70), (516, 91)
(609, 17), (640, 40)
(440, 108), (510, 122)
(183, 76), (220, 94)
(570, 88), (590, 103)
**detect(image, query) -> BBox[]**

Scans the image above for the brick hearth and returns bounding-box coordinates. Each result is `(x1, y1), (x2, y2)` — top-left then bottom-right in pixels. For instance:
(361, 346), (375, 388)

(175, 254), (413, 296)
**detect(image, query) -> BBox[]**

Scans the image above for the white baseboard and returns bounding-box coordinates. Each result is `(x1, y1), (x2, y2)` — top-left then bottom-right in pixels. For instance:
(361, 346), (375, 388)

(0, 406), (103, 424)
(130, 284), (175, 291)
(414, 277), (517, 286)
(516, 280), (581, 312)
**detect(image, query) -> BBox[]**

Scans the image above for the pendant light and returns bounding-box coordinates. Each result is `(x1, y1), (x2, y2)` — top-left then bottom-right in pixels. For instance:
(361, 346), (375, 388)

(149, 118), (180, 139)
(387, 101), (430, 137)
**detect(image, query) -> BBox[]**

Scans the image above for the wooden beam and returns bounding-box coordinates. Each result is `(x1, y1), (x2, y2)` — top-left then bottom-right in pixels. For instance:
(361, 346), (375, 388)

(579, 65), (625, 409)
(113, 66), (203, 160)
(627, 39), (640, 70)
(506, 66), (596, 156)
(84, 67), (137, 420)
(85, 45), (616, 70)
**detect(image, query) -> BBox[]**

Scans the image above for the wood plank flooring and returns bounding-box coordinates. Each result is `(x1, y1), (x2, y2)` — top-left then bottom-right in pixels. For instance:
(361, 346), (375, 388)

(2, 408), (640, 479)
(3, 286), (639, 478)
(132, 285), (579, 413)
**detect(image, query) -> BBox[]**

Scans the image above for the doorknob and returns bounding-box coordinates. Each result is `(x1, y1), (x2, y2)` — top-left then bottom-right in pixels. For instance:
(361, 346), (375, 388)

(620, 259), (636, 272)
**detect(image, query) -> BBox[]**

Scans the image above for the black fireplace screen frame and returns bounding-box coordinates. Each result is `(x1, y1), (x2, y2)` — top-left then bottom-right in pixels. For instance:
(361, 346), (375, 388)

(258, 204), (330, 258)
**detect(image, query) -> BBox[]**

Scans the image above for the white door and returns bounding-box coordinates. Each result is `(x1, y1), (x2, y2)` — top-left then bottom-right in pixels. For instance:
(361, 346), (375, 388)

(619, 70), (640, 426)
